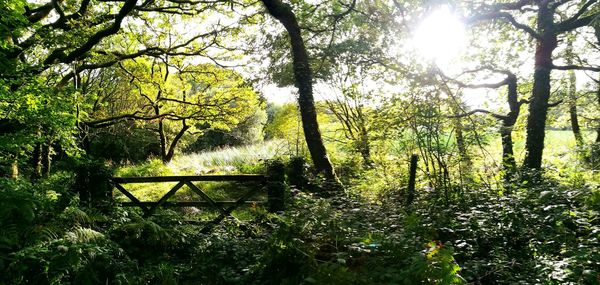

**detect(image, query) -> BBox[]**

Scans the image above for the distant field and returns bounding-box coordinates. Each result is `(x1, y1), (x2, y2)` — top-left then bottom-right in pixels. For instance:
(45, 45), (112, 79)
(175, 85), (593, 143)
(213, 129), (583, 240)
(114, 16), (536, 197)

(468, 129), (599, 186)
(483, 130), (594, 165)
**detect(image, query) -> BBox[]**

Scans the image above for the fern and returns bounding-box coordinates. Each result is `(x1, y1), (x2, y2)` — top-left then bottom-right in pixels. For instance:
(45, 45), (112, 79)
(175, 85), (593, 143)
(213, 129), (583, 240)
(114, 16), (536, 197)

(39, 227), (60, 241)
(121, 220), (171, 242)
(65, 227), (105, 243)
(61, 207), (92, 226)
(0, 223), (18, 246)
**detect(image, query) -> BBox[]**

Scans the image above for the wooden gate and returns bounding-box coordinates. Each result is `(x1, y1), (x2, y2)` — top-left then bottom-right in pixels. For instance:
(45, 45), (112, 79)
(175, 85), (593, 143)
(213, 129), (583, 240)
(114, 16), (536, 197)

(111, 173), (283, 230)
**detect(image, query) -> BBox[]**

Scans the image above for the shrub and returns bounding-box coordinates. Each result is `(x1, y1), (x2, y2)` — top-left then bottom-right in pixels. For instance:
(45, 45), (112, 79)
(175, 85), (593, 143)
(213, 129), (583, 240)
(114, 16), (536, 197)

(88, 124), (161, 163)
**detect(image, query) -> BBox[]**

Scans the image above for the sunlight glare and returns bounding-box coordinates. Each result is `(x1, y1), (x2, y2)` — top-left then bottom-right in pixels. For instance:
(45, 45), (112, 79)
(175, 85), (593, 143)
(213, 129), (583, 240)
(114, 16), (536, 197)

(412, 7), (466, 65)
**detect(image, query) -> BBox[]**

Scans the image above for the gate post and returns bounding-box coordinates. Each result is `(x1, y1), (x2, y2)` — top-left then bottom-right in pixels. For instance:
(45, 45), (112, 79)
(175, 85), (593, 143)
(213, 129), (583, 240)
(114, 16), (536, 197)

(74, 159), (112, 209)
(287, 156), (308, 190)
(267, 160), (286, 212)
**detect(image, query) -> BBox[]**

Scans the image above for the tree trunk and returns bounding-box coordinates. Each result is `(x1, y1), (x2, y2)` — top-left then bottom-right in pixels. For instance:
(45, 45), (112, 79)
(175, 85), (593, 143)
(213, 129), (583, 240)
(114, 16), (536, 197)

(454, 117), (468, 161)
(523, 64), (552, 169)
(11, 158), (18, 179)
(566, 35), (583, 146)
(164, 120), (190, 163)
(501, 74), (520, 176)
(33, 142), (43, 178)
(406, 154), (418, 206)
(32, 129), (51, 177)
(500, 125), (516, 174)
(260, 0), (339, 184)
(41, 144), (51, 176)
(523, 5), (557, 169)
(358, 129), (373, 167)
(154, 104), (168, 162)
(568, 76), (583, 146)
(597, 75), (600, 143)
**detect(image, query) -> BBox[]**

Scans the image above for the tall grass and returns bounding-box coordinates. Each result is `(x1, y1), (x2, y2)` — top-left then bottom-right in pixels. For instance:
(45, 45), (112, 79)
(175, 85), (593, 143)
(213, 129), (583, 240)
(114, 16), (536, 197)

(168, 140), (288, 175)
(116, 140), (288, 177)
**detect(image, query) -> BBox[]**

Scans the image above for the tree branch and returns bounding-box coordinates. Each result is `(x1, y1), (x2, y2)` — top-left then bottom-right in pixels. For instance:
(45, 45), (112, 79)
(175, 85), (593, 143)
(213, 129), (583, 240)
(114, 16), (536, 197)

(467, 11), (542, 40)
(552, 64), (600, 72)
(447, 109), (508, 120)
(25, 2), (54, 23)
(548, 100), (563, 107)
(43, 0), (138, 65)
(556, 0), (598, 32)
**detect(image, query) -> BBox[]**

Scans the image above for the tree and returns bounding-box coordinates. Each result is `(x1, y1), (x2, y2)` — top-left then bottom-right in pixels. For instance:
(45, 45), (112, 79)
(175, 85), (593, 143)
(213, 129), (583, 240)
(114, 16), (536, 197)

(325, 81), (375, 168)
(440, 68), (526, 177)
(468, 0), (600, 169)
(592, 25), (600, 143)
(565, 34), (584, 146)
(260, 0), (340, 185)
(83, 59), (260, 163)
(0, 76), (78, 178)
(1, 0), (251, 174)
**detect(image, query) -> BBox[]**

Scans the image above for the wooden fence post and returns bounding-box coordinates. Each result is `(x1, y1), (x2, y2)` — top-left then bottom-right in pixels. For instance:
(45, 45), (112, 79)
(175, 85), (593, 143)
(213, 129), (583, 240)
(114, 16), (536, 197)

(75, 160), (112, 209)
(267, 160), (286, 212)
(406, 154), (418, 206)
(287, 156), (308, 190)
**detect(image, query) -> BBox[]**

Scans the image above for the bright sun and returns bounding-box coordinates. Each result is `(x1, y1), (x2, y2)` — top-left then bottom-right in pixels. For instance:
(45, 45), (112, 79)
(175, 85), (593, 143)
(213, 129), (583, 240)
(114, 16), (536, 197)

(412, 7), (466, 65)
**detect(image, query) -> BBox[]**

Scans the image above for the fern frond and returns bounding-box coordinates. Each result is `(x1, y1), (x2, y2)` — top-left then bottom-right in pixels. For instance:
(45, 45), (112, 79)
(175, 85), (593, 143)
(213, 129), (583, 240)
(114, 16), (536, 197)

(65, 227), (105, 243)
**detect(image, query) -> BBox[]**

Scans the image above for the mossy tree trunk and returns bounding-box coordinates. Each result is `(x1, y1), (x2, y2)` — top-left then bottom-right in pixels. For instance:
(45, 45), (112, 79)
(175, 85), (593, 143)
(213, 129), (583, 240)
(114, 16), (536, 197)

(499, 74), (522, 178)
(260, 0), (340, 186)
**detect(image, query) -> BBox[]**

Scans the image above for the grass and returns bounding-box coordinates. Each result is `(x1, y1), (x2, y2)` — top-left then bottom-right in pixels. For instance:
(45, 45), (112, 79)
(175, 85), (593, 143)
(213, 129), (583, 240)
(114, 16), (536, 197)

(482, 129), (595, 168)
(466, 129), (600, 188)
(115, 140), (288, 177)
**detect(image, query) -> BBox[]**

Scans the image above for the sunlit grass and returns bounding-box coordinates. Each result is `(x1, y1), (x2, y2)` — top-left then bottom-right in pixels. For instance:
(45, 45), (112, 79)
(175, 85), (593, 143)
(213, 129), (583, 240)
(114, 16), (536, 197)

(342, 129), (600, 201)
(168, 140), (287, 175)
(470, 130), (599, 186)
(482, 129), (592, 166)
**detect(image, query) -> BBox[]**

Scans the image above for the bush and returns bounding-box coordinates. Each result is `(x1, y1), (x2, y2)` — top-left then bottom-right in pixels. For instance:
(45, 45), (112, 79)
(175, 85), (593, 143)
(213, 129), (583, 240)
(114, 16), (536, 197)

(186, 109), (267, 153)
(7, 227), (136, 285)
(88, 124), (160, 163)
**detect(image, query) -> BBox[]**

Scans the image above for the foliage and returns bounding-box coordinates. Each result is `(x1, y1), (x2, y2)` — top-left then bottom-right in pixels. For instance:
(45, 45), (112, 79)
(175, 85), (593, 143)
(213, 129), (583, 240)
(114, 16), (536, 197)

(0, 77), (79, 172)
(88, 124), (161, 163)
(83, 59), (263, 162)
(185, 106), (268, 153)
(2, 152), (600, 284)
(265, 103), (306, 155)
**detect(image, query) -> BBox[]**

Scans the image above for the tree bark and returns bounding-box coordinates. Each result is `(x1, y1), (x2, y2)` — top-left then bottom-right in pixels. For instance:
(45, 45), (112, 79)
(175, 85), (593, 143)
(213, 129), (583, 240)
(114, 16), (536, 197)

(358, 128), (373, 167)
(566, 35), (583, 146)
(501, 74), (520, 175)
(500, 125), (516, 172)
(260, 0), (339, 184)
(406, 154), (418, 206)
(11, 158), (18, 179)
(41, 144), (51, 176)
(454, 117), (468, 162)
(153, 103), (169, 162)
(597, 78), (600, 143)
(164, 120), (190, 163)
(523, 4), (557, 169)
(33, 143), (43, 178)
